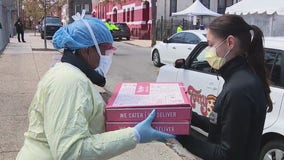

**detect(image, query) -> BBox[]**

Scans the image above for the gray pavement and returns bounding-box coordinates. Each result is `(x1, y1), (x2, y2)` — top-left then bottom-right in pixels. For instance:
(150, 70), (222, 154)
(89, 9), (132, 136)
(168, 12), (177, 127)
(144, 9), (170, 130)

(121, 39), (162, 48)
(0, 32), (199, 160)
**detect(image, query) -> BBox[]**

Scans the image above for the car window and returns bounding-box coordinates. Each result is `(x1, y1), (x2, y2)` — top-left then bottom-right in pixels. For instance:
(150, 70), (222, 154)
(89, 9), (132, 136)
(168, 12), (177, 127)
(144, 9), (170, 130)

(265, 48), (283, 87)
(46, 17), (61, 24)
(169, 33), (185, 43)
(183, 33), (201, 44)
(188, 46), (214, 74)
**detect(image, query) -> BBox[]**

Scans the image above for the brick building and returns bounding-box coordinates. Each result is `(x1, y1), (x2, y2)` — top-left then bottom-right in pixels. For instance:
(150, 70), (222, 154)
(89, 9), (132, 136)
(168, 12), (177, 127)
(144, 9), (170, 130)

(94, 0), (152, 39)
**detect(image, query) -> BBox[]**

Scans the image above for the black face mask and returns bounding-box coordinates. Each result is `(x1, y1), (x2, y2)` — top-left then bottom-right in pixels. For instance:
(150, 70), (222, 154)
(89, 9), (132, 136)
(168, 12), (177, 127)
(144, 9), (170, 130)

(61, 49), (106, 87)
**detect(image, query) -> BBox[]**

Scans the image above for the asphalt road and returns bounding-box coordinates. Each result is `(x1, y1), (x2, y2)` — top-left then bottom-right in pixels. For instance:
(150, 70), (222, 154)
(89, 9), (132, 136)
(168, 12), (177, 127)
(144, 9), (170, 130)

(105, 41), (160, 92)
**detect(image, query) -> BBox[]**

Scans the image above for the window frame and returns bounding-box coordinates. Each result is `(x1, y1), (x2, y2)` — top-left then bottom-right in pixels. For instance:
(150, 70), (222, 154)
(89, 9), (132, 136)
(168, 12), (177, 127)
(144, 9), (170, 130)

(264, 48), (284, 88)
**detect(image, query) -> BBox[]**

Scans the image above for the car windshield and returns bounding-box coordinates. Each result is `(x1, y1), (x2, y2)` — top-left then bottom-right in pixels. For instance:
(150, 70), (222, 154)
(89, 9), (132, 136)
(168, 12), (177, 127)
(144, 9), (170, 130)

(46, 17), (61, 24)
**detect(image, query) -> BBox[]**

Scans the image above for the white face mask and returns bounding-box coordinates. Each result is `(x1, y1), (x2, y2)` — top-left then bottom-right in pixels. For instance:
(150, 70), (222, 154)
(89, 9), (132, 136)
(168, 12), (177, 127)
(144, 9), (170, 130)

(205, 39), (231, 70)
(95, 49), (114, 77)
(78, 15), (114, 77)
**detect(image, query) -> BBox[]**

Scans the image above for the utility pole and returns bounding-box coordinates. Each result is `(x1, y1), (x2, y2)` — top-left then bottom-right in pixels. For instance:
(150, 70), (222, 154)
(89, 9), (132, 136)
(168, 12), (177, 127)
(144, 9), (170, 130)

(17, 0), (20, 17)
(44, 0), (47, 49)
(151, 0), (157, 47)
(68, 0), (74, 24)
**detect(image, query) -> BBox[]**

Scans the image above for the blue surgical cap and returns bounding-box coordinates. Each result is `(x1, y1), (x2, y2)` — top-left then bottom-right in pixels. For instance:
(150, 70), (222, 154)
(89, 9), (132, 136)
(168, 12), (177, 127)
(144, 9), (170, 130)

(52, 17), (113, 50)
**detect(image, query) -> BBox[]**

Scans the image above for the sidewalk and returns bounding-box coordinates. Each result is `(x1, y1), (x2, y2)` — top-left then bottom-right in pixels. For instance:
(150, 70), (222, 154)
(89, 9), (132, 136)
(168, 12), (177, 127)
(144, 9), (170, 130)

(121, 39), (162, 48)
(0, 32), (61, 160)
(0, 32), (198, 160)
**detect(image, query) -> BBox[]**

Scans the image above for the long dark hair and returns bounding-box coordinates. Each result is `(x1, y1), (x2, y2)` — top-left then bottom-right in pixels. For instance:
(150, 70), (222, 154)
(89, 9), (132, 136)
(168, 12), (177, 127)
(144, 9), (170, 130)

(208, 14), (273, 112)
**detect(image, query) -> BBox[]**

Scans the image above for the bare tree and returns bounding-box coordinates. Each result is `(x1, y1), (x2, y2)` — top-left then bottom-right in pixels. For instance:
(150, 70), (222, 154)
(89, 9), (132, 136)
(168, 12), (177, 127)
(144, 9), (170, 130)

(23, 0), (67, 23)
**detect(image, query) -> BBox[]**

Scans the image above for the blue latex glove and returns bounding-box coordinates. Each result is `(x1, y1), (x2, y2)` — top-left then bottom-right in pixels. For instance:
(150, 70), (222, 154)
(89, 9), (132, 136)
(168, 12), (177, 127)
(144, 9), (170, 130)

(134, 109), (175, 143)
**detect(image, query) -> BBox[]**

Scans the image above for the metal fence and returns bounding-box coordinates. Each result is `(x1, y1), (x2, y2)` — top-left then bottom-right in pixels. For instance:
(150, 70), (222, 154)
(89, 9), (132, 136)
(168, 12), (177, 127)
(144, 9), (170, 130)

(155, 17), (196, 41)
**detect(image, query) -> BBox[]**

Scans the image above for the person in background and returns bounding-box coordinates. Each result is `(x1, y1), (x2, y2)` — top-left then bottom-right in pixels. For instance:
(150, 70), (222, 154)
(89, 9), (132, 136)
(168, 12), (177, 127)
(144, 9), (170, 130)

(16, 11), (174, 160)
(14, 18), (26, 43)
(177, 14), (272, 160)
(195, 18), (200, 30)
(105, 18), (119, 32)
(176, 24), (183, 33)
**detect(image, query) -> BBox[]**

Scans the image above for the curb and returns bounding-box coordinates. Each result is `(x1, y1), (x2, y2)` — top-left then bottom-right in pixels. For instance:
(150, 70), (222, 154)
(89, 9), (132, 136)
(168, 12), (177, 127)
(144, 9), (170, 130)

(121, 41), (152, 48)
(32, 48), (58, 51)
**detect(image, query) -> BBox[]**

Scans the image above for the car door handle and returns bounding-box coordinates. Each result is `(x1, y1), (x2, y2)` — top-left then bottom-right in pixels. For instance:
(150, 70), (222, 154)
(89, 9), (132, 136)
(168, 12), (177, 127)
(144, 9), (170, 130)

(172, 47), (176, 49)
(188, 48), (192, 50)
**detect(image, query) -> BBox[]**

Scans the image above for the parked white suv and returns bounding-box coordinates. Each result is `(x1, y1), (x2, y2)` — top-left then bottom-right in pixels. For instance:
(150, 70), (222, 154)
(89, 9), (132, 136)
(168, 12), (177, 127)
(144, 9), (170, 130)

(157, 37), (284, 160)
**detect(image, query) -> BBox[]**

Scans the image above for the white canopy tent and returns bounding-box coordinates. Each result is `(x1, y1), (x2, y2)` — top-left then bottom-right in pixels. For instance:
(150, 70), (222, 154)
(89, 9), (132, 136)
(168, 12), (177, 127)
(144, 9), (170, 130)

(226, 0), (284, 15)
(225, 0), (284, 36)
(172, 0), (221, 17)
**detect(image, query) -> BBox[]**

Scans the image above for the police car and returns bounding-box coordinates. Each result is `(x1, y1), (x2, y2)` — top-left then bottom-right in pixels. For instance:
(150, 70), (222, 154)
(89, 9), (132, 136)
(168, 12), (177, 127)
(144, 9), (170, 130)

(157, 37), (284, 160)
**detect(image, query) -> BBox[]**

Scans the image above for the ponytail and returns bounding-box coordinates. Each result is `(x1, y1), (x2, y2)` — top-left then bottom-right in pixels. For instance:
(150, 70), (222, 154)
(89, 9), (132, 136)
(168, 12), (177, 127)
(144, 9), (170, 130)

(248, 25), (273, 112)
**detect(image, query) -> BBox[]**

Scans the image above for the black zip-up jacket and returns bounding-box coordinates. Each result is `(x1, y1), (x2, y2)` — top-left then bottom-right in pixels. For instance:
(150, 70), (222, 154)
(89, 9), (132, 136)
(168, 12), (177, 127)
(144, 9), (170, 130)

(177, 56), (267, 160)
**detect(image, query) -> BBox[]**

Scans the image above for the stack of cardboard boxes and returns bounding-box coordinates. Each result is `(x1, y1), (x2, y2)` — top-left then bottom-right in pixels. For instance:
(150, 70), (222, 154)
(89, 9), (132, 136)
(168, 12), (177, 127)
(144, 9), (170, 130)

(105, 82), (192, 135)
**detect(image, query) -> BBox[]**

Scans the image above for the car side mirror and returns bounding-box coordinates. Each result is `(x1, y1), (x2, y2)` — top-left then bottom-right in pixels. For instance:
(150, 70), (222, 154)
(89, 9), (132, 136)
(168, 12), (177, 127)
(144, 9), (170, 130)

(163, 38), (169, 43)
(175, 59), (185, 68)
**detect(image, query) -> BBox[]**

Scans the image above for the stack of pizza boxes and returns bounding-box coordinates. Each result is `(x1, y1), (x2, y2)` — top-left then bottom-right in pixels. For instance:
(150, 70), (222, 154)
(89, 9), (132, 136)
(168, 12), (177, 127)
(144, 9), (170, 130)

(105, 82), (192, 135)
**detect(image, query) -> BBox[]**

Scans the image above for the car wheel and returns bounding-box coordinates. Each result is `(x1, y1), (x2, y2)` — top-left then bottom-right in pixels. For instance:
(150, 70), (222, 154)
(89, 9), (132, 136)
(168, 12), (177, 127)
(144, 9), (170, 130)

(152, 50), (163, 67)
(259, 140), (284, 160)
(126, 37), (130, 40)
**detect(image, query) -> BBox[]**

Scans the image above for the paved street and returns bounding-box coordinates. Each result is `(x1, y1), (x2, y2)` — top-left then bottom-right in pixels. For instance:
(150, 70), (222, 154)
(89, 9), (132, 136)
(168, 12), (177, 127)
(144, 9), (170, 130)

(0, 31), (199, 160)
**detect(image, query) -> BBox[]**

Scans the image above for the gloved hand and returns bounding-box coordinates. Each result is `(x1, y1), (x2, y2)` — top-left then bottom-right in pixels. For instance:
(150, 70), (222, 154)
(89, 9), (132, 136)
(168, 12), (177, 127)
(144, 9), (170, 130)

(134, 109), (175, 143)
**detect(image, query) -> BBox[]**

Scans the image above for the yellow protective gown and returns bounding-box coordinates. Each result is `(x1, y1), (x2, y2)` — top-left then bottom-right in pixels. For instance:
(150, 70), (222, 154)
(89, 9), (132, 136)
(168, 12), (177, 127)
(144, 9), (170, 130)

(16, 63), (137, 160)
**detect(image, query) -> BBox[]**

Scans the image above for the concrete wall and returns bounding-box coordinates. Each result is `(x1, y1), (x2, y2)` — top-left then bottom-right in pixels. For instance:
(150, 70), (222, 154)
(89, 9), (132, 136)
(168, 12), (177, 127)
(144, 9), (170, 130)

(0, 0), (18, 54)
(0, 0), (9, 54)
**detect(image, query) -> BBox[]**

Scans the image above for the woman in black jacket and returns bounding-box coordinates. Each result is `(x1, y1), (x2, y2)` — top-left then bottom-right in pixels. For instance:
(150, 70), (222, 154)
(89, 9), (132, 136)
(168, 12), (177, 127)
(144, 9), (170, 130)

(177, 15), (273, 160)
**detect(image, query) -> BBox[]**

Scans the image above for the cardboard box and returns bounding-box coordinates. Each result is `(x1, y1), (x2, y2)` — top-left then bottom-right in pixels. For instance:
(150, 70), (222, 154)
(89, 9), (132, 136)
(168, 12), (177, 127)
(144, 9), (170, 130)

(106, 121), (190, 135)
(105, 82), (192, 135)
(106, 82), (191, 121)
(106, 107), (191, 122)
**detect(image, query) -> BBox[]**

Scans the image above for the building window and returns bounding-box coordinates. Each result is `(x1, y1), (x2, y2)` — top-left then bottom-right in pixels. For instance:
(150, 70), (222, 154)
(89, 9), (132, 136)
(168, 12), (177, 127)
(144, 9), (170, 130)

(193, 0), (210, 9)
(123, 9), (126, 22)
(170, 0), (177, 16)
(75, 3), (90, 14)
(113, 8), (117, 22)
(131, 7), (134, 22)
(84, 4), (90, 13)
(127, 8), (130, 22)
(142, 1), (150, 23)
(201, 0), (210, 9)
(218, 0), (233, 14)
(75, 4), (81, 13)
